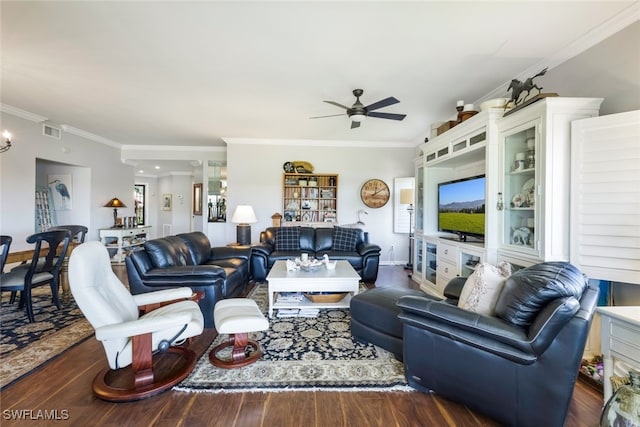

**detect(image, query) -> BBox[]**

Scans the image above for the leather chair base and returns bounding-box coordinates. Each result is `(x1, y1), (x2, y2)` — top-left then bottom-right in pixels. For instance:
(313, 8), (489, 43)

(209, 333), (263, 369)
(350, 287), (428, 360)
(92, 347), (197, 402)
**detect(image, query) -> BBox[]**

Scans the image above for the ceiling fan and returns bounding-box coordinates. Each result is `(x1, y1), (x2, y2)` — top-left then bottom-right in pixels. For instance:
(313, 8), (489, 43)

(310, 89), (407, 129)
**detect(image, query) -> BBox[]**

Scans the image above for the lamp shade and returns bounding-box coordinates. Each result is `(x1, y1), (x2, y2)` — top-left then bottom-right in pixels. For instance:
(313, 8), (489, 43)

(400, 188), (414, 205)
(231, 205), (257, 224)
(104, 197), (127, 208)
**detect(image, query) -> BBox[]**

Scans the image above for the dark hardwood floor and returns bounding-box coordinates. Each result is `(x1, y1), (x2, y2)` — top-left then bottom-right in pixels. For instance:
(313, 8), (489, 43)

(0, 265), (603, 426)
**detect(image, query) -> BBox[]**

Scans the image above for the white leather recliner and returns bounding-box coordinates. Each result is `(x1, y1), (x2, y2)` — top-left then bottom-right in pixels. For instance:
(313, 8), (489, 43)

(68, 241), (204, 402)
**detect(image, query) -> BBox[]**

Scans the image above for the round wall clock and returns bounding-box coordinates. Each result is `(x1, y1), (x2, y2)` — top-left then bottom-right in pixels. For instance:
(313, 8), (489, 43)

(360, 179), (390, 208)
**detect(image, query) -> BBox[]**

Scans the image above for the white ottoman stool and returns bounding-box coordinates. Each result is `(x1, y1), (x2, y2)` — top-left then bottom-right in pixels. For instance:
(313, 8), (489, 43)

(209, 298), (269, 369)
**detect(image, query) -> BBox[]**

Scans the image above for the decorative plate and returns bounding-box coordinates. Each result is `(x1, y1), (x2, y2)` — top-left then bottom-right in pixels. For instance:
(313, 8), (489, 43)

(512, 193), (524, 208)
(522, 179), (535, 207)
(283, 161), (295, 173)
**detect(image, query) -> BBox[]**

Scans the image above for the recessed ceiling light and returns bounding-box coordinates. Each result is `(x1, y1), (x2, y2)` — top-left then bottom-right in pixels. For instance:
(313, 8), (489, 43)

(155, 165), (160, 169)
(139, 170), (144, 174)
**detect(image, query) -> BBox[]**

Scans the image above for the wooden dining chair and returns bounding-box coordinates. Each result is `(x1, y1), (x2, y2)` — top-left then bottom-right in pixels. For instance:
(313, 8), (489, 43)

(50, 225), (88, 243)
(0, 235), (11, 273)
(0, 230), (71, 322)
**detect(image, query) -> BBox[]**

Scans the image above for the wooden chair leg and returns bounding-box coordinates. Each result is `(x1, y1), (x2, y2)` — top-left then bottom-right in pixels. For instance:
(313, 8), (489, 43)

(50, 280), (61, 309)
(24, 286), (35, 323)
(132, 334), (154, 388)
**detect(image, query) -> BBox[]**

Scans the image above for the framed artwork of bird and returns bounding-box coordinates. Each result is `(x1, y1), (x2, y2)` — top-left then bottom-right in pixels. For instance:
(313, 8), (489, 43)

(48, 174), (72, 210)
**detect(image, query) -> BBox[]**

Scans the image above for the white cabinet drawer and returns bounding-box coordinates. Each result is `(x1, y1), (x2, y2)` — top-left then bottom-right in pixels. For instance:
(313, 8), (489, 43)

(611, 322), (640, 346)
(610, 338), (640, 365)
(609, 322), (640, 364)
(438, 243), (457, 263)
(437, 260), (456, 281)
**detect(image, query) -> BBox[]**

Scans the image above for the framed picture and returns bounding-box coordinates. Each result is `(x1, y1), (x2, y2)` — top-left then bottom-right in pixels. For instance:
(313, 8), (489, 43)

(193, 183), (203, 215)
(162, 193), (172, 211)
(48, 174), (72, 210)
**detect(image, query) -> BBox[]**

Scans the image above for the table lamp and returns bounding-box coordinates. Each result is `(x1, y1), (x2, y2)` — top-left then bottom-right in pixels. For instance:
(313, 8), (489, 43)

(231, 205), (257, 246)
(104, 197), (127, 227)
(400, 188), (414, 271)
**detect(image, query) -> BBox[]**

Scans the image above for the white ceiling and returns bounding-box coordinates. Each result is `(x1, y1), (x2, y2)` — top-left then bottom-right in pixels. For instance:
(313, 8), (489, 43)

(1, 1), (636, 174)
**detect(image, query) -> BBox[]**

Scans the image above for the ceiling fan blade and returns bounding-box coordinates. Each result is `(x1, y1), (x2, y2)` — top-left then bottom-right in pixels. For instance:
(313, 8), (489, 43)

(367, 111), (407, 121)
(351, 121), (361, 129)
(309, 113), (346, 119)
(323, 100), (351, 110)
(365, 96), (400, 112)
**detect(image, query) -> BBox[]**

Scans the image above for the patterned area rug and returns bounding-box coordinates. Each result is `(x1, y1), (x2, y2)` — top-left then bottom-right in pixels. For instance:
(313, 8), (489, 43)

(0, 288), (93, 388)
(175, 285), (411, 393)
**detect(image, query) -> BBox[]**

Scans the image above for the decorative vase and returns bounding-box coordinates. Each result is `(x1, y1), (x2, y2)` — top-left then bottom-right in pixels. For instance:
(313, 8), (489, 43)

(600, 370), (640, 427)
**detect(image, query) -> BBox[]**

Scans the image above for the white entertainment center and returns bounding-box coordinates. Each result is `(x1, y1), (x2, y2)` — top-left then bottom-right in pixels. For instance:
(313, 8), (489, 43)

(411, 97), (603, 297)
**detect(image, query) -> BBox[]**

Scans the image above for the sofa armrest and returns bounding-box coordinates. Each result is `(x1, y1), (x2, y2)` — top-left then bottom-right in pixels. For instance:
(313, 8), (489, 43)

(95, 311), (193, 341)
(140, 265), (226, 282)
(356, 242), (381, 256)
(132, 287), (194, 306)
(443, 276), (467, 301)
(397, 296), (537, 364)
(250, 242), (274, 257)
(209, 245), (251, 261)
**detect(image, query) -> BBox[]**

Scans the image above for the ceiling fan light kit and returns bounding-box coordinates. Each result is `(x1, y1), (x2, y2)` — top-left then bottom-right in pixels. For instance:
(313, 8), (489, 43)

(311, 88), (406, 129)
(349, 112), (366, 122)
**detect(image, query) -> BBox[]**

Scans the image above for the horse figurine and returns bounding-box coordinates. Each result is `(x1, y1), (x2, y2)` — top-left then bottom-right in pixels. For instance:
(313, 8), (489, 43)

(507, 67), (548, 107)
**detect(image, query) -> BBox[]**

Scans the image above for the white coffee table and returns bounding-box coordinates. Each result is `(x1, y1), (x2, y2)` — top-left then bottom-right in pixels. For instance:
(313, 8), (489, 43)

(266, 260), (361, 318)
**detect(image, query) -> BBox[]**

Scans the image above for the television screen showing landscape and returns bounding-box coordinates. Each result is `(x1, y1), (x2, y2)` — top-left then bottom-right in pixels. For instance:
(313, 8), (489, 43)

(438, 176), (486, 236)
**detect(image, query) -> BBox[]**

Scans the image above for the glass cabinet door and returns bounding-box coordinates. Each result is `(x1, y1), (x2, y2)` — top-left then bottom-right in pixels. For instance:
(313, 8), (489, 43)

(425, 240), (437, 284)
(414, 237), (423, 278)
(459, 249), (482, 278)
(416, 166), (424, 231)
(501, 122), (537, 253)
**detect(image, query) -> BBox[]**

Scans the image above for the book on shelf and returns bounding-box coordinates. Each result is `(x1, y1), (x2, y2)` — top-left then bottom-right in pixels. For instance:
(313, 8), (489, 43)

(298, 308), (320, 318)
(276, 308), (320, 318)
(320, 189), (335, 198)
(277, 309), (300, 318)
(277, 292), (304, 302)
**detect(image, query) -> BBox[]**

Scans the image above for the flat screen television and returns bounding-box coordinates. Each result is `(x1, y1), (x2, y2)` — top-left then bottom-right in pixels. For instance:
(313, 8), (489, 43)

(438, 175), (486, 242)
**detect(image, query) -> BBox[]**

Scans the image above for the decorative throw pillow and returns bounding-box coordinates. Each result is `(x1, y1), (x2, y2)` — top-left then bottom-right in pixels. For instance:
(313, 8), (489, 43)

(275, 227), (301, 251)
(458, 261), (512, 316)
(332, 226), (359, 252)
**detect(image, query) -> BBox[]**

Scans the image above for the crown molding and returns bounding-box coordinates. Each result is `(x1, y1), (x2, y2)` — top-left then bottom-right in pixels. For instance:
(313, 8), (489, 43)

(223, 137), (416, 149)
(122, 144), (226, 153)
(476, 2), (640, 103)
(58, 125), (122, 148)
(0, 104), (48, 122)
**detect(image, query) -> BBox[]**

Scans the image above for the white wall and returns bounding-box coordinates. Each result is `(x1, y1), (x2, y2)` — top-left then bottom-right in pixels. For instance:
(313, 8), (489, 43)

(36, 159), (91, 227)
(225, 140), (415, 264)
(0, 112), (135, 251)
(542, 22), (640, 116)
(156, 173), (193, 236)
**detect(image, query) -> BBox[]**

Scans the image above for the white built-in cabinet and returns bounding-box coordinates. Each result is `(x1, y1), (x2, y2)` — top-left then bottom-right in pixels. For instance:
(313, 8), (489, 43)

(496, 97), (603, 268)
(412, 98), (602, 297)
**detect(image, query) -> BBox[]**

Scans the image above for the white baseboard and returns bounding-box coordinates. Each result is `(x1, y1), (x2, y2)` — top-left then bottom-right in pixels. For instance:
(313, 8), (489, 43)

(379, 261), (410, 267)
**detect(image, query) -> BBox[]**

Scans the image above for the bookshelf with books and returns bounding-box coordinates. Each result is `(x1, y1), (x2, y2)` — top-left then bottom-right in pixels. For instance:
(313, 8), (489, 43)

(282, 173), (338, 225)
